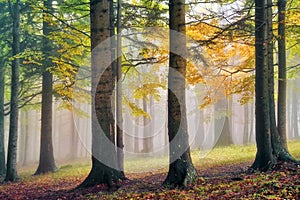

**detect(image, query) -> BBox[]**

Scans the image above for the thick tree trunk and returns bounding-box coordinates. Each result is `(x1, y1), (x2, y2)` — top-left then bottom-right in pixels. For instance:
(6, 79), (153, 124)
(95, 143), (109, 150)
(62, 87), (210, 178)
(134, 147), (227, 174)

(79, 0), (122, 188)
(0, 61), (5, 176)
(5, 0), (20, 182)
(35, 0), (57, 175)
(251, 0), (275, 171)
(163, 0), (198, 187)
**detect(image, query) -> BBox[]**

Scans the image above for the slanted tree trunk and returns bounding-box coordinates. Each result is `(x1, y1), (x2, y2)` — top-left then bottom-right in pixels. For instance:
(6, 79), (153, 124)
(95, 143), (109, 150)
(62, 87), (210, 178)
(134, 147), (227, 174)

(5, 0), (20, 182)
(0, 60), (5, 176)
(78, 0), (122, 188)
(35, 0), (57, 175)
(163, 0), (198, 188)
(251, 0), (275, 171)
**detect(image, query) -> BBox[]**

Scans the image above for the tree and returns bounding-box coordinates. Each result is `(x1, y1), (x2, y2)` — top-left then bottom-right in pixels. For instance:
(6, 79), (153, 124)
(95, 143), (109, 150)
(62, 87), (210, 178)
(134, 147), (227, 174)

(116, 0), (125, 179)
(251, 0), (274, 171)
(163, 0), (198, 187)
(214, 97), (233, 147)
(5, 0), (21, 182)
(277, 0), (287, 147)
(35, 0), (57, 175)
(251, 0), (299, 171)
(79, 0), (123, 188)
(0, 60), (5, 176)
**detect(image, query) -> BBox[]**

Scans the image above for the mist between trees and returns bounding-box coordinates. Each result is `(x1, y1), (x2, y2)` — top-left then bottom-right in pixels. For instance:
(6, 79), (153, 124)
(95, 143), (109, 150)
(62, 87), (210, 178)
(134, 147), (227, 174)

(2, 78), (300, 168)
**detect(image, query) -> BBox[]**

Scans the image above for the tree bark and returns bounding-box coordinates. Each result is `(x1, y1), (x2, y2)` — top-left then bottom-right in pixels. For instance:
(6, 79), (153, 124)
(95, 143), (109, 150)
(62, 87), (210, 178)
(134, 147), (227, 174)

(115, 0), (125, 179)
(35, 0), (57, 175)
(163, 0), (198, 188)
(0, 60), (5, 176)
(277, 0), (287, 147)
(78, 0), (122, 188)
(5, 0), (20, 182)
(251, 0), (275, 171)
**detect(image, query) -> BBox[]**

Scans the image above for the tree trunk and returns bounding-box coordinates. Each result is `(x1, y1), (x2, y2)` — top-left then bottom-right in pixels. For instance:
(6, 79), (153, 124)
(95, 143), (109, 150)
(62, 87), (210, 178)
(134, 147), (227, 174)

(277, 0), (287, 147)
(215, 98), (233, 147)
(251, 0), (275, 171)
(78, 0), (122, 188)
(134, 98), (140, 153)
(0, 60), (5, 176)
(35, 0), (57, 175)
(163, 0), (198, 187)
(142, 98), (153, 153)
(116, 0), (125, 178)
(273, 0), (298, 163)
(5, 0), (20, 182)
(243, 103), (249, 144)
(292, 90), (299, 138)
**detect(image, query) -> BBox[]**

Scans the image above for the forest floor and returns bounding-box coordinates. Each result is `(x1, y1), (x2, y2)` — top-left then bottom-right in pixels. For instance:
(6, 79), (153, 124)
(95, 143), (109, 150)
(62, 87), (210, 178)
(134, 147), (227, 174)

(0, 141), (300, 199)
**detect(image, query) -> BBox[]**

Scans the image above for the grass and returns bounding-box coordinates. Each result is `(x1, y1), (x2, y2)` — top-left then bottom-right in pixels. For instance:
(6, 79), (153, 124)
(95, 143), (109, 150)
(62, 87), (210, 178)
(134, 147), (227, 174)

(1, 140), (300, 199)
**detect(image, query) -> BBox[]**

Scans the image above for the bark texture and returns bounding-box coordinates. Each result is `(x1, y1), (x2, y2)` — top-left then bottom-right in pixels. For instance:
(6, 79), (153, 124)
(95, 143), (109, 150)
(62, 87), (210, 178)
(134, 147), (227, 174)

(79, 0), (122, 188)
(163, 0), (198, 187)
(5, 0), (20, 182)
(35, 0), (57, 175)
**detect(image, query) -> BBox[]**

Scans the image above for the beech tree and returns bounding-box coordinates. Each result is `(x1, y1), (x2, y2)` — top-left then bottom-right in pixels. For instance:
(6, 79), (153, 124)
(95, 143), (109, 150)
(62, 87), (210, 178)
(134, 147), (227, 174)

(79, 0), (123, 188)
(163, 0), (198, 187)
(34, 0), (57, 175)
(5, 0), (20, 182)
(251, 0), (299, 171)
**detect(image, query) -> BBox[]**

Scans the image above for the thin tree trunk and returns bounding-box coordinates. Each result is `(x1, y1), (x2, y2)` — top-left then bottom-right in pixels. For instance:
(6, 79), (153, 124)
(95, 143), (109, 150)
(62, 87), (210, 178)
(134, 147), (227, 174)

(35, 0), (57, 175)
(5, 0), (20, 182)
(0, 61), (5, 176)
(243, 104), (249, 144)
(292, 91), (299, 138)
(116, 0), (125, 178)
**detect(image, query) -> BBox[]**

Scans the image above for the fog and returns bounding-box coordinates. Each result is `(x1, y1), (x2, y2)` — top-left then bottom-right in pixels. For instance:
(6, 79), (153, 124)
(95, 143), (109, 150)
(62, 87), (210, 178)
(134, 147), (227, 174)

(3, 76), (300, 172)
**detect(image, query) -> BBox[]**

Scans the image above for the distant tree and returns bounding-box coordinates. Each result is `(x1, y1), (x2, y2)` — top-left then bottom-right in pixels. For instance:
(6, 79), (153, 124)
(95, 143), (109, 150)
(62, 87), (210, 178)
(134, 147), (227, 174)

(163, 0), (198, 187)
(214, 98), (233, 147)
(79, 0), (123, 188)
(5, 0), (21, 182)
